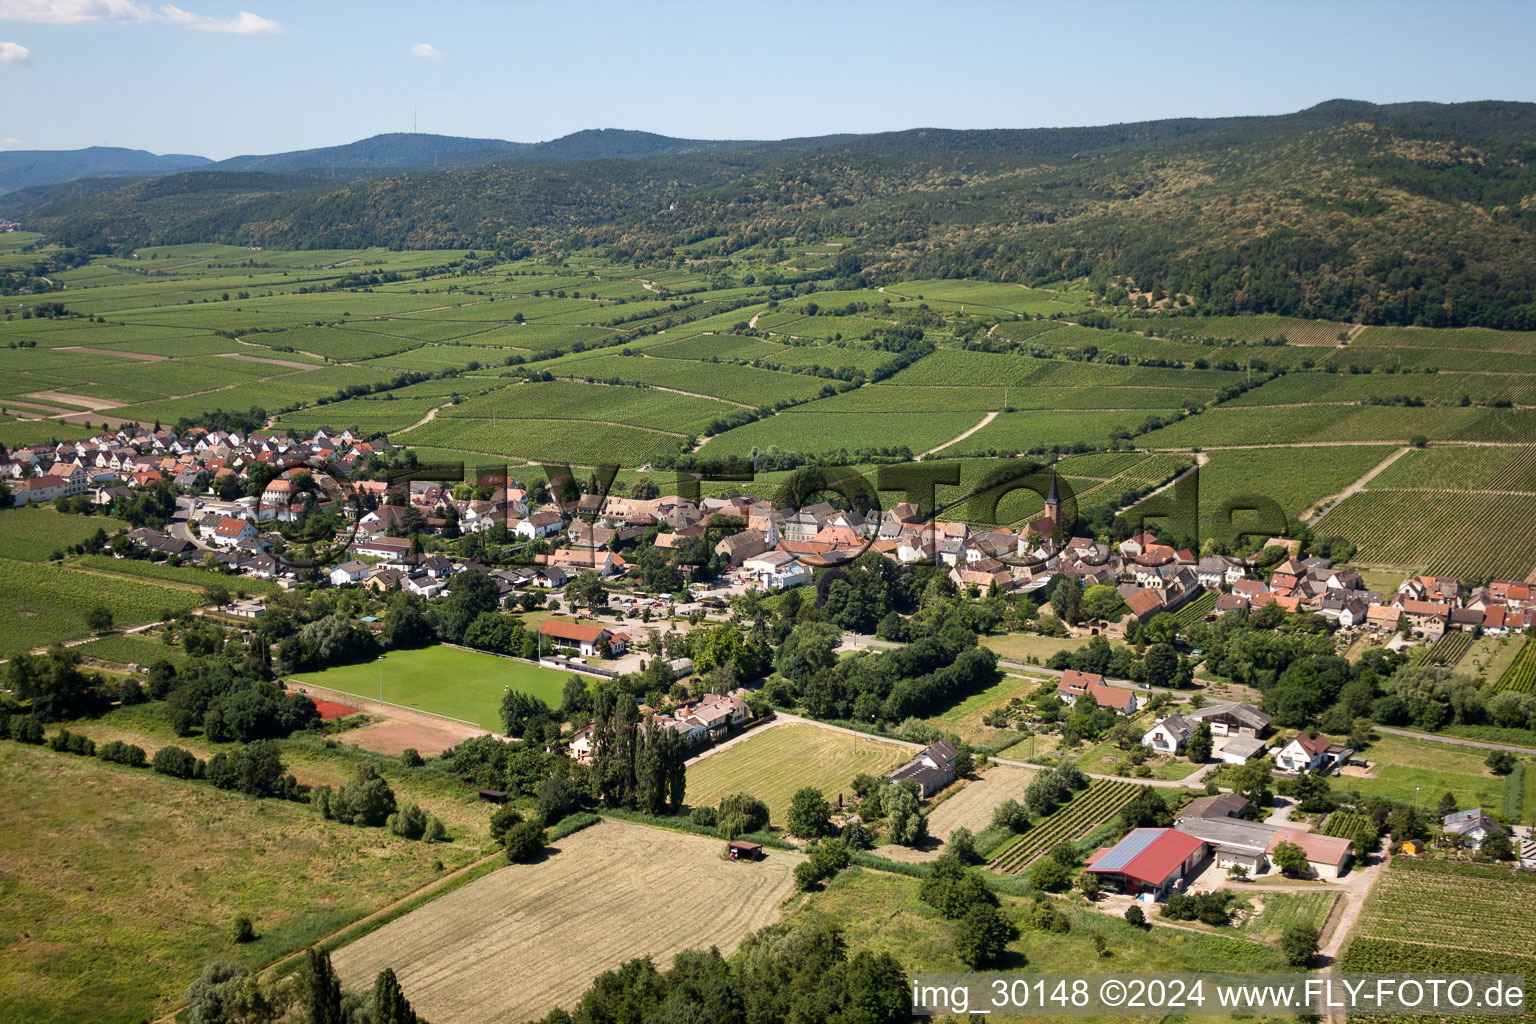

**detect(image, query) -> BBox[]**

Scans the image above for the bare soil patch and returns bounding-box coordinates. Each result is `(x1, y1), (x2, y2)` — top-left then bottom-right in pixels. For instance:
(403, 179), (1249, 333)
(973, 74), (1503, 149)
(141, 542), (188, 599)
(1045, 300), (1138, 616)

(23, 390), (122, 411)
(214, 352), (318, 370)
(56, 346), (167, 362)
(329, 819), (799, 1024)
(342, 719), (472, 757)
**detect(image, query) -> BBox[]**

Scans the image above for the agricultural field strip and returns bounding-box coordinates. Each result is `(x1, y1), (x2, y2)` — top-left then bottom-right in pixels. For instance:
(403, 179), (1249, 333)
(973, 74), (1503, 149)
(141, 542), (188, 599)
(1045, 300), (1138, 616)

(988, 780), (1139, 875)
(329, 821), (799, 1024)
(1356, 865), (1536, 957)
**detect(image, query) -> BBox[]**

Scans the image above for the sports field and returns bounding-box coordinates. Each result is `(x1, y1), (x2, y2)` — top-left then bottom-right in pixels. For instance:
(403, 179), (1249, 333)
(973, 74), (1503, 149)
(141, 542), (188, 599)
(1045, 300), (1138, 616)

(330, 819), (799, 1024)
(685, 722), (912, 824)
(288, 645), (573, 731)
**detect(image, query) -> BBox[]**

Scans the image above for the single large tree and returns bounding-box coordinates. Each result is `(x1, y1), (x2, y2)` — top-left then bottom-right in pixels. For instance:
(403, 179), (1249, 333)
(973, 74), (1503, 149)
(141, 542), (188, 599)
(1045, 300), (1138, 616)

(787, 786), (831, 838)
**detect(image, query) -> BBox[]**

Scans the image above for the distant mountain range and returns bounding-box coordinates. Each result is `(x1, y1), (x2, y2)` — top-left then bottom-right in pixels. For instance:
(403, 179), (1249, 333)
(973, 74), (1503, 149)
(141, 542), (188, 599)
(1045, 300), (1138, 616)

(6, 101), (1535, 328)
(0, 129), (786, 193)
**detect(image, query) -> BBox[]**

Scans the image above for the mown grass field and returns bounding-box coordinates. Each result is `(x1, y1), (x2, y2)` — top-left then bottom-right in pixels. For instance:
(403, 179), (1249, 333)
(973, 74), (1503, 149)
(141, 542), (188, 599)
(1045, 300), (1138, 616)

(0, 741), (475, 1024)
(685, 722), (911, 824)
(1340, 733), (1510, 813)
(288, 644), (572, 730)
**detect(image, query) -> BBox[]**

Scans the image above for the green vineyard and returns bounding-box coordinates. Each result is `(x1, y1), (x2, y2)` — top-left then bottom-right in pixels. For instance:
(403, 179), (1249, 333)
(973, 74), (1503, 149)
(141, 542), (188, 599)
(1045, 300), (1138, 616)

(1320, 811), (1369, 839)
(1427, 631), (1475, 668)
(1495, 638), (1536, 693)
(987, 780), (1140, 875)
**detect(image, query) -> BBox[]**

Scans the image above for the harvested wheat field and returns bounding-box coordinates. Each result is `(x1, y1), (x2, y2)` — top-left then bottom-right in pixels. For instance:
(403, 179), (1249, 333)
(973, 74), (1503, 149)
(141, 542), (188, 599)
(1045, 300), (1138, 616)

(329, 818), (800, 1024)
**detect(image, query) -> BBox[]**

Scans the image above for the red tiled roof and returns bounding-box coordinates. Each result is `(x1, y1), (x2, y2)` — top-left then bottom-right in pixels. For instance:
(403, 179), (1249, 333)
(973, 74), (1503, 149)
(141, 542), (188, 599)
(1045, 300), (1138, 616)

(538, 620), (611, 644)
(1086, 828), (1206, 887)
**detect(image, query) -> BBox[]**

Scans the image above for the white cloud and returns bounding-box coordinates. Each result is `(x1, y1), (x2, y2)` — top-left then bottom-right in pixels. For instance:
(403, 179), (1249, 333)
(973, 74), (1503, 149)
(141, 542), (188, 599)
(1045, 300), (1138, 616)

(0, 1), (284, 33)
(0, 136), (23, 147)
(160, 5), (282, 33)
(0, 39), (28, 60)
(409, 41), (441, 59)
(0, 0), (158, 22)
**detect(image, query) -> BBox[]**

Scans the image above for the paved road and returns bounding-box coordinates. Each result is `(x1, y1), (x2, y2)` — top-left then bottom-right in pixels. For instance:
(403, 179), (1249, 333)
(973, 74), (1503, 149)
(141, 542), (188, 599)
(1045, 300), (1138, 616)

(1376, 725), (1536, 756)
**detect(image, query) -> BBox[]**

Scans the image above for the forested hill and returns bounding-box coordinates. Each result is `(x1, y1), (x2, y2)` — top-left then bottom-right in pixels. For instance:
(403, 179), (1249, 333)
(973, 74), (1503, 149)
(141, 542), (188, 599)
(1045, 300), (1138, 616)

(15, 100), (1536, 328)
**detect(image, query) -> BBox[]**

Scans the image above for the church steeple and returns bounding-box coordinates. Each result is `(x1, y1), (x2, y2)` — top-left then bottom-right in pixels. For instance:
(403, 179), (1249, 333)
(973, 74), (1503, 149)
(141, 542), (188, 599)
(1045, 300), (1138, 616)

(1045, 470), (1061, 522)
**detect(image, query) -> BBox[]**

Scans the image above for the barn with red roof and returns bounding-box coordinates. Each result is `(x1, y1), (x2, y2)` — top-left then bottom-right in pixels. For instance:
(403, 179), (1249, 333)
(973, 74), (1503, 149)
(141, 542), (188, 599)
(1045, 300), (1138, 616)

(1084, 827), (1209, 898)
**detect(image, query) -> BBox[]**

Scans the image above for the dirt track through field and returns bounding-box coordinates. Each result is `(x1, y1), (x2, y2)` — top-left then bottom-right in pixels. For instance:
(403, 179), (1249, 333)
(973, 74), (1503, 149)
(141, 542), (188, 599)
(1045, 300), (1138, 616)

(57, 345), (167, 361)
(213, 351), (319, 370)
(329, 819), (800, 1024)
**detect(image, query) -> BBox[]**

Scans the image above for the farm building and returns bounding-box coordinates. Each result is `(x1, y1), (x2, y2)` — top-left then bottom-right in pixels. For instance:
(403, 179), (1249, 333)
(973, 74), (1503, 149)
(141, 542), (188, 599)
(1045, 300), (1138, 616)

(1216, 736), (1269, 764)
(1084, 828), (1208, 899)
(726, 841), (763, 861)
(1184, 701), (1271, 738)
(1173, 815), (1354, 880)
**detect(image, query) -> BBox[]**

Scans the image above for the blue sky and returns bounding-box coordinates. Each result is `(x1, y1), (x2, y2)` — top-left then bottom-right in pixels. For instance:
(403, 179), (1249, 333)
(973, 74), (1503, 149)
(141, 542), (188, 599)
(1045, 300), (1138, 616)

(1, 0), (1532, 158)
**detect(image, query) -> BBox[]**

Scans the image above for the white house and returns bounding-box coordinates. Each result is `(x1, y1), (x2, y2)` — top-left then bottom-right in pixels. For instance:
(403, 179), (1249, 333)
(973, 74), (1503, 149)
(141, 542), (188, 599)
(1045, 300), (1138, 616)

(1142, 714), (1197, 754)
(210, 517), (258, 548)
(1274, 731), (1352, 774)
(329, 560), (370, 586)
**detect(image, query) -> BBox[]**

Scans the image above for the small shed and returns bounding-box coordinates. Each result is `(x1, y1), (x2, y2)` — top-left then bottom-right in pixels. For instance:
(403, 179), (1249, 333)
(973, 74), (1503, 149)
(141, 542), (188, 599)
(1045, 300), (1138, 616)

(1401, 839), (1423, 856)
(727, 841), (764, 861)
(477, 788), (509, 804)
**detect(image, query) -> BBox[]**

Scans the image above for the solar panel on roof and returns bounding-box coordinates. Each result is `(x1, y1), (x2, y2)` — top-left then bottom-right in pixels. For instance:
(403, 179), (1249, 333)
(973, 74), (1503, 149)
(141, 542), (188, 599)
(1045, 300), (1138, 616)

(1091, 828), (1161, 872)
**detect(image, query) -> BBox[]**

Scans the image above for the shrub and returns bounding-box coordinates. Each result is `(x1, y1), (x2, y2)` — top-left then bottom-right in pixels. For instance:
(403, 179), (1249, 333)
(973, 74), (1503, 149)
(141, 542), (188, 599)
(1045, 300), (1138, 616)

(489, 804), (524, 843)
(1162, 891), (1234, 926)
(400, 747), (424, 767)
(424, 816), (448, 844)
(231, 915), (256, 944)
(117, 678), (147, 706)
(503, 817), (547, 863)
(536, 774), (583, 824)
(1030, 901), (1070, 933)
(992, 798), (1030, 832)
(1030, 858), (1071, 892)
(9, 715), (44, 744)
(690, 806), (718, 828)
(329, 763), (397, 826)
(1125, 905), (1146, 928)
(794, 860), (824, 892)
(98, 740), (147, 767)
(387, 803), (428, 840)
(152, 745), (203, 779)
(1281, 922), (1319, 966)
(947, 827), (979, 864)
